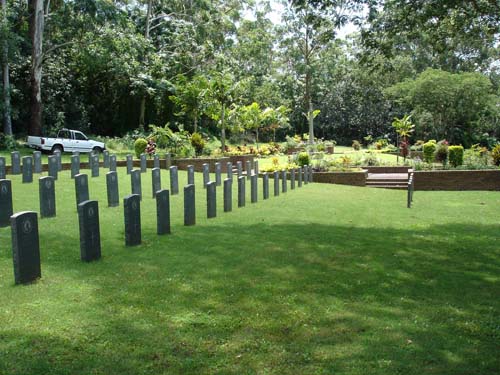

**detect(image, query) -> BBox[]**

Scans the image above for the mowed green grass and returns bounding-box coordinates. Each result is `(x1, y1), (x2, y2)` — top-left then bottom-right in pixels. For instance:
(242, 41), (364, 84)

(0, 167), (499, 375)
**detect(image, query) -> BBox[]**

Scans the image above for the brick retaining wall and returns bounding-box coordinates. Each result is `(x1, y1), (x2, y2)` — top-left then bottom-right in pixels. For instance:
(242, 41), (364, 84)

(414, 170), (500, 190)
(312, 171), (367, 186)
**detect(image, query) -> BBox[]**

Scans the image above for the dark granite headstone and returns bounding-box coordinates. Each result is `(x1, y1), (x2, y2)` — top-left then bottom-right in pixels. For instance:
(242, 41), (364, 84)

(54, 151), (62, 171)
(273, 171), (280, 196)
(215, 162), (222, 186)
(124, 194), (141, 246)
(236, 161), (242, 178)
(87, 152), (94, 167)
(298, 167), (303, 187)
(0, 157), (5, 179)
(103, 150), (110, 168)
(39, 176), (56, 218)
(246, 160), (252, 180)
(254, 160), (259, 176)
(140, 154), (147, 173)
(151, 167), (161, 198)
(206, 181), (216, 218)
(11, 211), (41, 284)
(22, 156), (33, 183)
(106, 171), (119, 207)
(156, 189), (171, 235)
(223, 178), (232, 212)
(309, 165), (314, 182)
(165, 153), (171, 169)
(48, 155), (58, 180)
(11, 151), (21, 175)
(281, 170), (287, 193)
(91, 154), (99, 177)
(202, 163), (210, 188)
(291, 169), (296, 189)
(77, 200), (101, 262)
(71, 155), (80, 178)
(154, 155), (160, 169)
(33, 151), (42, 173)
(251, 174), (258, 203)
(74, 174), (89, 207)
(109, 154), (117, 172)
(170, 166), (179, 195)
(238, 176), (245, 207)
(184, 184), (195, 226)
(262, 173), (269, 199)
(304, 165), (309, 184)
(126, 154), (133, 174)
(0, 179), (13, 227)
(226, 162), (233, 180)
(131, 169), (142, 200)
(187, 165), (195, 185)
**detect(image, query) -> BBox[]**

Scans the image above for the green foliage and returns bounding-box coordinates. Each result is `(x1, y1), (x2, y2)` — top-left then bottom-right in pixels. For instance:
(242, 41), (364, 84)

(435, 140), (449, 166)
(296, 152), (310, 167)
(352, 140), (361, 151)
(448, 145), (464, 167)
(0, 134), (18, 150)
(392, 114), (415, 140)
(190, 132), (205, 156)
(423, 140), (437, 163)
(134, 138), (147, 158)
(492, 145), (500, 166)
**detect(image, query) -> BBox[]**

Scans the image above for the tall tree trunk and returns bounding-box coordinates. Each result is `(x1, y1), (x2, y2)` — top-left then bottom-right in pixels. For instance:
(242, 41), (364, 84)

(220, 102), (226, 152)
(139, 0), (152, 130)
(29, 0), (44, 136)
(193, 111), (198, 133)
(1, 0), (12, 135)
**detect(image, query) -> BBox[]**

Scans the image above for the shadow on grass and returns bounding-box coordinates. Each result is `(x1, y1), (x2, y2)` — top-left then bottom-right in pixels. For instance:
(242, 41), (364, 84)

(1, 222), (499, 375)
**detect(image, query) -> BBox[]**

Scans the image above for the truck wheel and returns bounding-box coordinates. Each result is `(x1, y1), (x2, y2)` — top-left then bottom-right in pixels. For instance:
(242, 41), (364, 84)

(92, 146), (103, 154)
(52, 145), (63, 154)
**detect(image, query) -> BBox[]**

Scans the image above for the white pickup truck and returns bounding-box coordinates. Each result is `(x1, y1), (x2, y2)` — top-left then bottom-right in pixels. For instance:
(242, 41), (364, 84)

(27, 129), (106, 154)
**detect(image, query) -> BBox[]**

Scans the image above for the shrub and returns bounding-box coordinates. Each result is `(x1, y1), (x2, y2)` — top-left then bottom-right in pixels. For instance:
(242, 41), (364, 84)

(492, 145), (500, 166)
(190, 132), (205, 156)
(448, 145), (464, 167)
(352, 140), (361, 150)
(297, 152), (310, 167)
(435, 140), (449, 166)
(134, 138), (148, 158)
(423, 140), (437, 163)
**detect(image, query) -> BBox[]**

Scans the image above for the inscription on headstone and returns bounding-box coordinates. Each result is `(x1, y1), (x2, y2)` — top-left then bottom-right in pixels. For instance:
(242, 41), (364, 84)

(156, 189), (171, 235)
(131, 169), (142, 200)
(226, 162), (233, 180)
(273, 171), (280, 196)
(246, 160), (252, 180)
(33, 151), (42, 174)
(74, 174), (89, 207)
(48, 155), (58, 180)
(78, 200), (101, 262)
(91, 154), (99, 177)
(39, 176), (56, 218)
(262, 173), (269, 199)
(170, 166), (179, 195)
(126, 154), (133, 174)
(11, 211), (41, 284)
(184, 184), (195, 226)
(140, 154), (147, 173)
(223, 178), (232, 212)
(106, 171), (119, 207)
(0, 157), (5, 179)
(281, 170), (287, 193)
(71, 154), (80, 178)
(22, 156), (33, 183)
(0, 180), (13, 227)
(215, 162), (222, 186)
(238, 176), (246, 207)
(11, 151), (21, 175)
(124, 194), (141, 246)
(151, 167), (161, 198)
(154, 155), (160, 169)
(207, 181), (216, 219)
(251, 174), (258, 203)
(187, 165), (195, 185)
(103, 150), (110, 168)
(109, 154), (117, 172)
(202, 163), (210, 188)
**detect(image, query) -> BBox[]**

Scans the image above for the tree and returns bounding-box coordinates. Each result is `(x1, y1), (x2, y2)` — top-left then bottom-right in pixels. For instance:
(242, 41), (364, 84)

(28, 0), (44, 135)
(1, 0), (12, 135)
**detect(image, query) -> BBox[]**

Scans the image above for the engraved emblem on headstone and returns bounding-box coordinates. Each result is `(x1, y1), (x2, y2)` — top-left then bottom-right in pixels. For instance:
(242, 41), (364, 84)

(23, 219), (32, 234)
(45, 179), (52, 189)
(132, 201), (138, 211)
(88, 207), (95, 217)
(1, 185), (7, 195)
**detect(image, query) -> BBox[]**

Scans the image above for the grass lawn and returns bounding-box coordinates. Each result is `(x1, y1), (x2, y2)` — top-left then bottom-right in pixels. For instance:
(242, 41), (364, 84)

(0, 166), (499, 374)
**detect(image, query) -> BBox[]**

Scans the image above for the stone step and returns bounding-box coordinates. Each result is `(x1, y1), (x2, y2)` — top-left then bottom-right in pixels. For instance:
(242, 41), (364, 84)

(366, 179), (409, 184)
